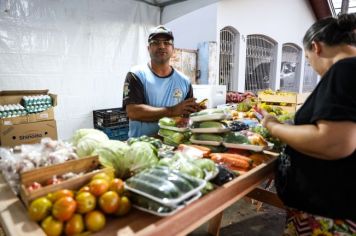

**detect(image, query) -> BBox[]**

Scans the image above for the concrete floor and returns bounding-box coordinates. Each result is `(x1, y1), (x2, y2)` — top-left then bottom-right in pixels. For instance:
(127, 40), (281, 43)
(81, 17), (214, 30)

(189, 198), (286, 236)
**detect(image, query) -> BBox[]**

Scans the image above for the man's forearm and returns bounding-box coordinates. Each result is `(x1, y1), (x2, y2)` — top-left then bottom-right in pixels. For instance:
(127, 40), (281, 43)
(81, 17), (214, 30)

(126, 104), (173, 122)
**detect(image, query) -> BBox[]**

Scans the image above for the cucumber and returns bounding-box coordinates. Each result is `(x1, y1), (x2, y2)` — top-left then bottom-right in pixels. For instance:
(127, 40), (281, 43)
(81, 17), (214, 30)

(166, 173), (194, 193)
(137, 173), (182, 198)
(126, 177), (178, 199)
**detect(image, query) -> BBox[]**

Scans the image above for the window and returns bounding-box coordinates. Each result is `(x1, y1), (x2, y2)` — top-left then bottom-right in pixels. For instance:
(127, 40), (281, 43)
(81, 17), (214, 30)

(219, 27), (239, 91)
(245, 35), (277, 93)
(280, 43), (302, 92)
(302, 60), (318, 92)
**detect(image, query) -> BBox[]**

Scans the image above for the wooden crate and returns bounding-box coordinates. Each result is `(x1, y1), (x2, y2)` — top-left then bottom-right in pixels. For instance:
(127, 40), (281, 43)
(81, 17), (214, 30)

(19, 155), (108, 207)
(258, 92), (310, 105)
(258, 91), (310, 113)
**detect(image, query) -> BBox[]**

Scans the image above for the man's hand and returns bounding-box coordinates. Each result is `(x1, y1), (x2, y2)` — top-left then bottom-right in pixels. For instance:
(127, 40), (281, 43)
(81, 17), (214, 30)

(169, 98), (202, 116)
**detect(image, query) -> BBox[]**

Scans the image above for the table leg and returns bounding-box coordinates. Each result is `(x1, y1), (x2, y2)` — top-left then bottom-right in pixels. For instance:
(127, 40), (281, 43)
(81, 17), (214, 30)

(207, 211), (223, 236)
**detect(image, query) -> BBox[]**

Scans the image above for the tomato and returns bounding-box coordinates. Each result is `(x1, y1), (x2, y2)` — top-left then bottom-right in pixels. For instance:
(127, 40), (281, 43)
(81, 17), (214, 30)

(52, 196), (77, 222)
(85, 210), (106, 232)
(27, 182), (42, 192)
(99, 191), (120, 214)
(65, 214), (84, 235)
(47, 189), (74, 203)
(109, 178), (124, 195)
(91, 172), (112, 183)
(75, 191), (96, 214)
(89, 179), (109, 197)
(46, 176), (63, 186)
(78, 185), (90, 193)
(115, 196), (131, 216)
(28, 197), (52, 222)
(41, 215), (63, 236)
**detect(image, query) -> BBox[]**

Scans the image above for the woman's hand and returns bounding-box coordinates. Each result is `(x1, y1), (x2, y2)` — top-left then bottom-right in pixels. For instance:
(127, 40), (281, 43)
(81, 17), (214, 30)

(261, 110), (281, 133)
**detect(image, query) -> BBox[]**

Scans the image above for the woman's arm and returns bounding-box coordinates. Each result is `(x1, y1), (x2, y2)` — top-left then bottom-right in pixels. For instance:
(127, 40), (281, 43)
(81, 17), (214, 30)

(263, 114), (356, 160)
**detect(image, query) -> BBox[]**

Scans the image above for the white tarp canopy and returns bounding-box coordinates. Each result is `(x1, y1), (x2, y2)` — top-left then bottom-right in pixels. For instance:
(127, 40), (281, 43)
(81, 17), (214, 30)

(0, 0), (161, 140)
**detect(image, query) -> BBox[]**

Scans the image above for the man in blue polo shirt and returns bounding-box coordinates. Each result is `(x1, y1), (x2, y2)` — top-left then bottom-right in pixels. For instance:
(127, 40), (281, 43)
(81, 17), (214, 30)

(123, 25), (201, 137)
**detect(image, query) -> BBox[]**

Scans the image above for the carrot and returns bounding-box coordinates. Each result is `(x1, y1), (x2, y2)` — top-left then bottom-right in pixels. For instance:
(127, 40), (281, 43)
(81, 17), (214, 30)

(210, 153), (251, 170)
(188, 145), (211, 157)
(188, 144), (211, 153)
(210, 153), (253, 163)
(249, 153), (270, 165)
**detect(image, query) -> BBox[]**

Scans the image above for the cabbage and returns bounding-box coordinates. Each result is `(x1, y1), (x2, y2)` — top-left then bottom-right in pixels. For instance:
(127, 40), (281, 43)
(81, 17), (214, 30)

(76, 134), (109, 157)
(93, 140), (130, 178)
(124, 141), (158, 177)
(71, 128), (108, 146)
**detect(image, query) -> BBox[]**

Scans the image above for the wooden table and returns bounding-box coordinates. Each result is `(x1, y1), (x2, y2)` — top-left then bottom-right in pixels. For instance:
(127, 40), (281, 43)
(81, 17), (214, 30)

(0, 157), (282, 236)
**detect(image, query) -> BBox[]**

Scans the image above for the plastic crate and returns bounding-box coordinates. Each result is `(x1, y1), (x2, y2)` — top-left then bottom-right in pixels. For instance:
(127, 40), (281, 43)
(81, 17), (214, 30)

(96, 125), (129, 141)
(93, 108), (128, 128)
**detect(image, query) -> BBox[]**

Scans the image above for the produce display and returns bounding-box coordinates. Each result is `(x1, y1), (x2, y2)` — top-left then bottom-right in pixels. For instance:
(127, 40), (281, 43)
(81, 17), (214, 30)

(0, 93), (287, 235)
(27, 172), (130, 235)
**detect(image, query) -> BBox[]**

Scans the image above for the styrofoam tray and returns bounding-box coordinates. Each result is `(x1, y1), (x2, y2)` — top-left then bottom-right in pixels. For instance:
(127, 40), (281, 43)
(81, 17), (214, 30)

(159, 124), (189, 132)
(190, 113), (229, 122)
(132, 192), (202, 217)
(222, 142), (265, 152)
(190, 127), (230, 133)
(190, 138), (221, 146)
(124, 177), (206, 207)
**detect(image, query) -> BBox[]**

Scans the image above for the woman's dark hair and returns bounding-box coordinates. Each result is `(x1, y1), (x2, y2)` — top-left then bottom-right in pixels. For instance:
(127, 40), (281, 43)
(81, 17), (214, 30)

(303, 13), (356, 50)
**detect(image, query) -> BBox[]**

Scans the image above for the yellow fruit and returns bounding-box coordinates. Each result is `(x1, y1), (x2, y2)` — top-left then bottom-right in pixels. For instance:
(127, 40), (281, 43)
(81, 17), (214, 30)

(41, 216), (63, 236)
(109, 178), (125, 195)
(115, 196), (131, 216)
(89, 178), (109, 197)
(99, 191), (120, 214)
(91, 172), (112, 183)
(65, 214), (84, 235)
(52, 196), (77, 222)
(85, 210), (106, 232)
(28, 197), (52, 222)
(47, 189), (74, 203)
(75, 191), (96, 214)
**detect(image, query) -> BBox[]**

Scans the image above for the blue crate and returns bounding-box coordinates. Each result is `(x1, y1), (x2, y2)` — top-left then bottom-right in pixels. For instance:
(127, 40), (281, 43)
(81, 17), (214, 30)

(96, 125), (129, 141)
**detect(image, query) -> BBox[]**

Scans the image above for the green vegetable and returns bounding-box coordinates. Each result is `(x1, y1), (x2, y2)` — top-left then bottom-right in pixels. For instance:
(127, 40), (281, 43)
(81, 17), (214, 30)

(192, 133), (223, 142)
(124, 141), (158, 177)
(76, 134), (109, 157)
(223, 132), (250, 144)
(93, 140), (130, 178)
(198, 121), (226, 129)
(71, 128), (108, 146)
(159, 117), (176, 127)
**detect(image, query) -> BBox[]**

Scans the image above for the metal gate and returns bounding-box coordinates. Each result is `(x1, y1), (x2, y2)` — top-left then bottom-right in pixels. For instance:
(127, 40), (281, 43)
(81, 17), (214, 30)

(219, 27), (237, 91)
(302, 60), (318, 92)
(280, 43), (302, 92)
(245, 35), (277, 93)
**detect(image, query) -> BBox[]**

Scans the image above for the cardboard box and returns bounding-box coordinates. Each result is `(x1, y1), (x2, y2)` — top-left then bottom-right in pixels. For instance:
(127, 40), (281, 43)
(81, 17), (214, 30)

(0, 90), (58, 147)
(0, 90), (57, 125)
(0, 120), (58, 147)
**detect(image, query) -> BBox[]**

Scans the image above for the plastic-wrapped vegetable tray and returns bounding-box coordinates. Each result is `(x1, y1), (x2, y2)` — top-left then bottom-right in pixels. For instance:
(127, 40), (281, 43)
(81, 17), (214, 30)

(159, 124), (189, 132)
(125, 166), (206, 207)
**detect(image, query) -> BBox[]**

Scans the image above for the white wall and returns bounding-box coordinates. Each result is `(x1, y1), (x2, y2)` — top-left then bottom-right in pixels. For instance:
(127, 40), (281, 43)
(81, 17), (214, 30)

(164, 3), (218, 50)
(217, 0), (316, 91)
(217, 0), (315, 44)
(0, 0), (160, 140)
(163, 0), (316, 92)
